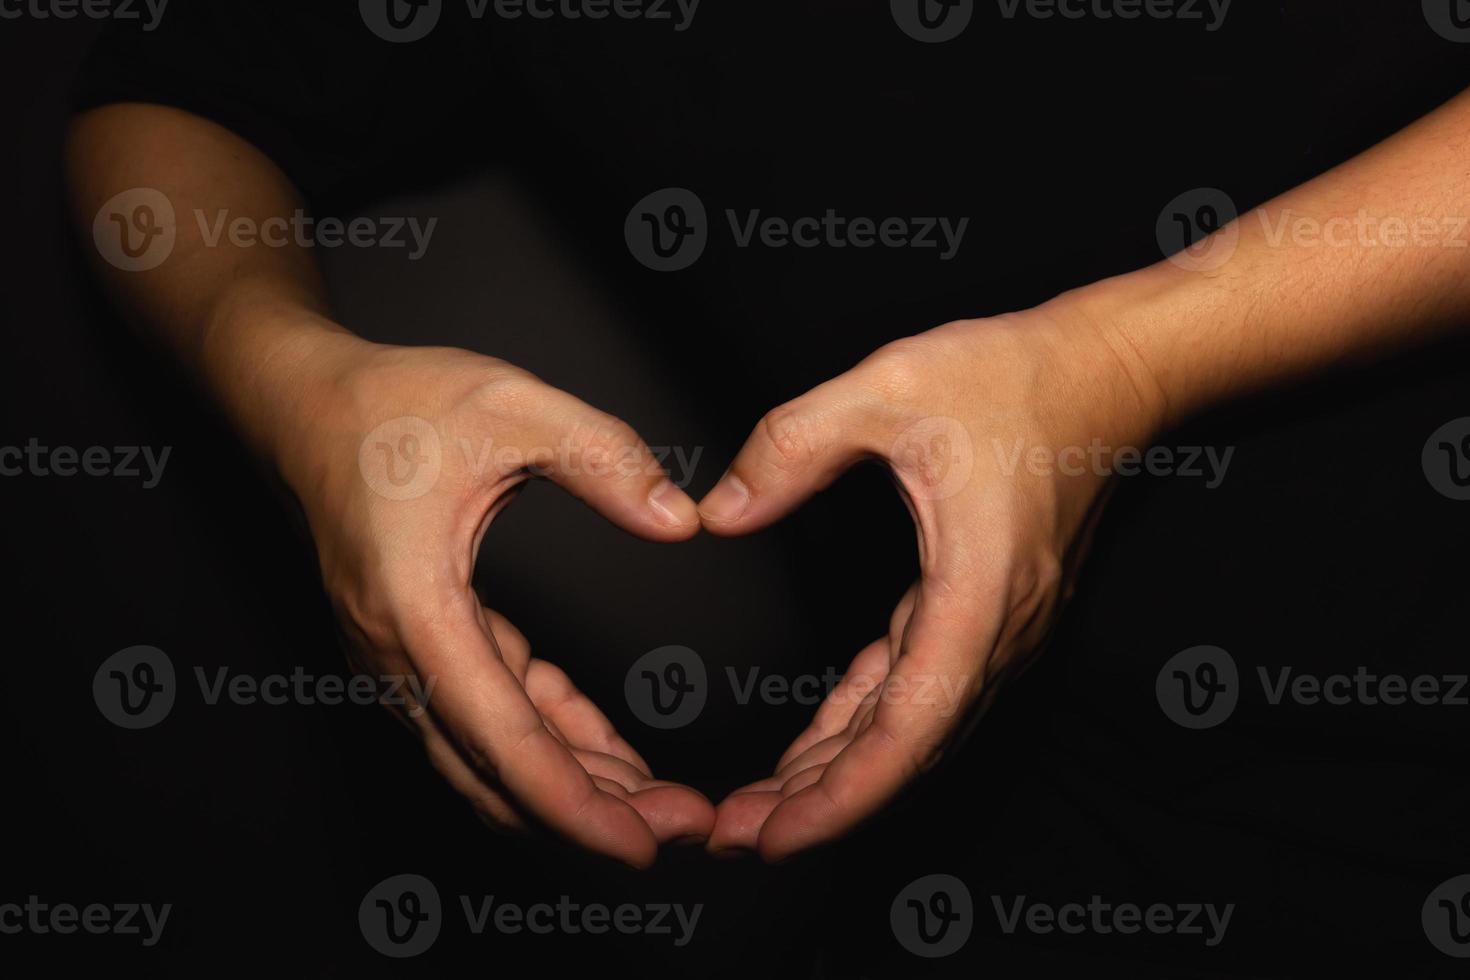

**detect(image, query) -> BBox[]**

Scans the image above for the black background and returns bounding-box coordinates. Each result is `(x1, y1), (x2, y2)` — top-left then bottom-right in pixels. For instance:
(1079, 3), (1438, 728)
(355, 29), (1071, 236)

(3, 1), (1469, 975)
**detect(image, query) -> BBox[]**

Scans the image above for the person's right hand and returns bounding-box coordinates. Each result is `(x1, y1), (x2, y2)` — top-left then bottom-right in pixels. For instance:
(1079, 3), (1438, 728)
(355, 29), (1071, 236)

(273, 331), (715, 867)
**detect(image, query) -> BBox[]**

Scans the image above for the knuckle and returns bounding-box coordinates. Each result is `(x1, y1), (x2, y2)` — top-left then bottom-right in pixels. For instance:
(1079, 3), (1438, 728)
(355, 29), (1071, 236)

(759, 404), (819, 469)
(566, 413), (643, 478)
(571, 412), (637, 453)
(859, 337), (937, 406)
(468, 368), (541, 421)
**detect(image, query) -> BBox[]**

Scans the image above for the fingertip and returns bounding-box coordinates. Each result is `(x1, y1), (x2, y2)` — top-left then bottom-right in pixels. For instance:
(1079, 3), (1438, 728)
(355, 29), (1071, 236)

(756, 832), (797, 865)
(755, 785), (840, 863)
(697, 474), (753, 533)
(647, 477), (701, 534)
(571, 790), (661, 869)
(706, 789), (780, 855)
(623, 847), (658, 871)
(626, 784), (717, 844)
(617, 821), (661, 871)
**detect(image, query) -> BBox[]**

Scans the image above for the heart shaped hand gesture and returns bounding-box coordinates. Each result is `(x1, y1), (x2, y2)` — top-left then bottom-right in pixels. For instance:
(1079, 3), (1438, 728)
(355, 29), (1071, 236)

(278, 289), (1159, 867)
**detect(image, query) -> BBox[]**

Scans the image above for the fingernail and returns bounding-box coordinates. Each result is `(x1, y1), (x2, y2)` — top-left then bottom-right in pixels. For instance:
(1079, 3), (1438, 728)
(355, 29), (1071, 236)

(698, 475), (749, 524)
(647, 478), (696, 527)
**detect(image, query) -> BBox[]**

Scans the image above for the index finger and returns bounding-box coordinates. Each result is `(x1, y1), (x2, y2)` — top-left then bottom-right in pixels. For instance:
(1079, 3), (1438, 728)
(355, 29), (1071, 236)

(401, 590), (661, 867)
(753, 584), (994, 861)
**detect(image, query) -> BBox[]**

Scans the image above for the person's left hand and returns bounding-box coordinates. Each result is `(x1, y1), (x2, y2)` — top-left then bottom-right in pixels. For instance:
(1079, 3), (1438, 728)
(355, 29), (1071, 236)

(696, 288), (1166, 860)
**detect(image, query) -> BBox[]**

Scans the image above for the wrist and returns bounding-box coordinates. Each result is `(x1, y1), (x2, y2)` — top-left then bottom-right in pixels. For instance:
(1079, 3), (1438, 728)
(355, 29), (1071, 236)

(1048, 262), (1237, 436)
(199, 296), (378, 492)
(1012, 277), (1173, 450)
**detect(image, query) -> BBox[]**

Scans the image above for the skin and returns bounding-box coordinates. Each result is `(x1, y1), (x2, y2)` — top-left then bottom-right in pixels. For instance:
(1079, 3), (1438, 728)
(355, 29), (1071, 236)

(66, 104), (715, 868)
(697, 87), (1470, 859)
(67, 82), (1470, 865)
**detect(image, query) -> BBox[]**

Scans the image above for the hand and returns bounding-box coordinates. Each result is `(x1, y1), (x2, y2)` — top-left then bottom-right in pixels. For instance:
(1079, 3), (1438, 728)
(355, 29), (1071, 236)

(276, 334), (716, 867)
(697, 290), (1165, 860)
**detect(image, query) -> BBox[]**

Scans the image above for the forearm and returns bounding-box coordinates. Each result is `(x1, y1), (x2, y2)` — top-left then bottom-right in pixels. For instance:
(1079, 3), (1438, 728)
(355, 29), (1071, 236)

(65, 102), (361, 468)
(1073, 86), (1470, 432)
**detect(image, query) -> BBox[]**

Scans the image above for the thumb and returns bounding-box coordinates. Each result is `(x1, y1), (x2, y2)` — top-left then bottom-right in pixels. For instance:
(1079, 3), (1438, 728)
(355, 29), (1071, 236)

(514, 387), (700, 542)
(699, 374), (886, 535)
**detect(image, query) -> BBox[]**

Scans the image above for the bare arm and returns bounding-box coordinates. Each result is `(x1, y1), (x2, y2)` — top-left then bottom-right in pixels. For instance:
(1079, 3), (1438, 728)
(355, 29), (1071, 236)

(67, 102), (714, 865)
(1084, 86), (1470, 431)
(700, 85), (1470, 860)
